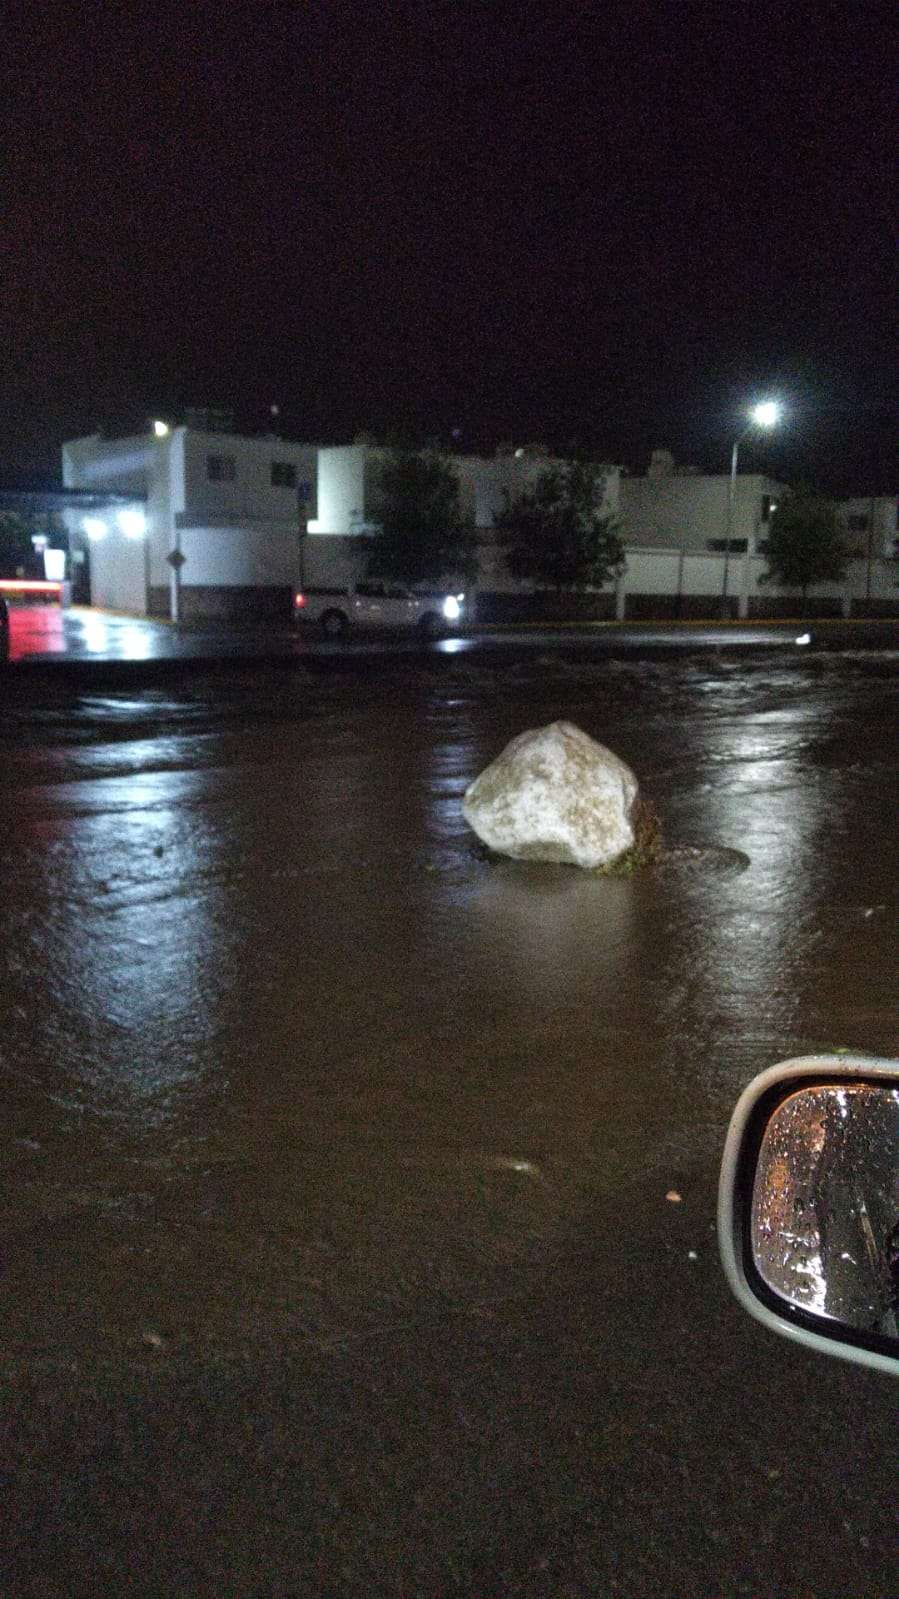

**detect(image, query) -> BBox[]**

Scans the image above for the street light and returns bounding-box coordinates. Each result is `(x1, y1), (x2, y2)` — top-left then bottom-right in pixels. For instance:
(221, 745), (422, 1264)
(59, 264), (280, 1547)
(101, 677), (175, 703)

(751, 400), (779, 429)
(116, 508), (146, 539)
(721, 400), (781, 618)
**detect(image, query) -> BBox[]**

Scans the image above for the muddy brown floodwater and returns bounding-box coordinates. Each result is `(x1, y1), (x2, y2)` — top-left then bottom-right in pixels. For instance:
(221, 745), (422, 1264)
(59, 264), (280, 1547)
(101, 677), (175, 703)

(0, 649), (896, 1597)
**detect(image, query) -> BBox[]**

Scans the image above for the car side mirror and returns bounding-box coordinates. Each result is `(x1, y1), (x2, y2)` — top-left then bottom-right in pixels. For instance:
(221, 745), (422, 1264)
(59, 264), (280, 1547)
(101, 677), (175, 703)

(718, 1056), (899, 1376)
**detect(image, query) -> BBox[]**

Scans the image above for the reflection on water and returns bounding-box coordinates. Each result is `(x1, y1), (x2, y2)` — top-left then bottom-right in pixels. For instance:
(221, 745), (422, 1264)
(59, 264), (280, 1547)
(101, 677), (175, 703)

(0, 755), (228, 1138)
(643, 678), (899, 1123)
(115, 623), (156, 661)
(7, 603), (65, 660)
(0, 655), (895, 1355)
(435, 636), (474, 655)
(80, 612), (115, 655)
(464, 861), (637, 1007)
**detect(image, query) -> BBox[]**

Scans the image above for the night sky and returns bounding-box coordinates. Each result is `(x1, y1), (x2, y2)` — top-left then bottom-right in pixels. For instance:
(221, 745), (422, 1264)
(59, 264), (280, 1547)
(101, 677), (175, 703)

(2, 1), (895, 493)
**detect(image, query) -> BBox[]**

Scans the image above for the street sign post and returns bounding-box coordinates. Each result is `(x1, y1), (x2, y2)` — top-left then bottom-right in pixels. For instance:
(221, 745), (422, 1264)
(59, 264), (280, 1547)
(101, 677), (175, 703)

(297, 487), (311, 588)
(166, 547), (186, 622)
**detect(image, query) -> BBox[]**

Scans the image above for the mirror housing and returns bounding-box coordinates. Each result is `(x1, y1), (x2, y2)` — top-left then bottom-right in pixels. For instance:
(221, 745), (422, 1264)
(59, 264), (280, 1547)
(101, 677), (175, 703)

(719, 1056), (899, 1377)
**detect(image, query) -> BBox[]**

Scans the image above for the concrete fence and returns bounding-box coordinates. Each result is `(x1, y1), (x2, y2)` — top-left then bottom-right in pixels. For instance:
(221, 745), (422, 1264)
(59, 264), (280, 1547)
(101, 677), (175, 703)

(475, 543), (898, 623)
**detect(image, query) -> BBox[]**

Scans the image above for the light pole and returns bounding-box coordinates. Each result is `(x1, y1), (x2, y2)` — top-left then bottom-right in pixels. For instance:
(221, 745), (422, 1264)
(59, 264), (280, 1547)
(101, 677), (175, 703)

(722, 400), (780, 619)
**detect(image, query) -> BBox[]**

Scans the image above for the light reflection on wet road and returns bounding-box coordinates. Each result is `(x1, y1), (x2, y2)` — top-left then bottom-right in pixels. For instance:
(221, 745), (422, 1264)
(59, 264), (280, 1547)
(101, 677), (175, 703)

(0, 651), (896, 1594)
(6, 597), (880, 663)
(1, 654), (894, 1278)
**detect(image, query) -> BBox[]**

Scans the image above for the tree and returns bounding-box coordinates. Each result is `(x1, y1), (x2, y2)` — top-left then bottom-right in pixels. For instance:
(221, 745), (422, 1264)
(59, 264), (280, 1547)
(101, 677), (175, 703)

(762, 485), (848, 612)
(365, 449), (479, 587)
(0, 512), (35, 576)
(0, 510), (67, 578)
(494, 461), (625, 591)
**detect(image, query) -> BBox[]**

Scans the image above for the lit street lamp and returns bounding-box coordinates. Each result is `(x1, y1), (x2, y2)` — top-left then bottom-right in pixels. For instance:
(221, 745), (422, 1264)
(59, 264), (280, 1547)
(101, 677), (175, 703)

(722, 400), (781, 618)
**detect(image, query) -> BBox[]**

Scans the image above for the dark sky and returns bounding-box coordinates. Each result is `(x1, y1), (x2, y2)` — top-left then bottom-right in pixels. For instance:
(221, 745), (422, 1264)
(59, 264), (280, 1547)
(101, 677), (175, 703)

(1, 0), (895, 492)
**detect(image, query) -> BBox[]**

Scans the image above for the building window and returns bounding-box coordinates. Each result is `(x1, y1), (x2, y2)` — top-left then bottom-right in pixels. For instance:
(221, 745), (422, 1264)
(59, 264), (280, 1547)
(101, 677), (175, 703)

(847, 513), (869, 533)
(207, 455), (236, 482)
(271, 461), (297, 488)
(707, 538), (748, 553)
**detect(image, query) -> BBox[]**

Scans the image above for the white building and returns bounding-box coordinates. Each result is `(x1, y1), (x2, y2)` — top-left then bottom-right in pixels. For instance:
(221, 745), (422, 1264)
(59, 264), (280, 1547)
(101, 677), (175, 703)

(836, 495), (898, 559)
(611, 454), (774, 620)
(310, 442), (619, 536)
(62, 421), (319, 618)
(307, 442), (621, 595)
(616, 452), (897, 619)
(61, 425), (896, 622)
(620, 449), (785, 550)
(617, 449), (786, 618)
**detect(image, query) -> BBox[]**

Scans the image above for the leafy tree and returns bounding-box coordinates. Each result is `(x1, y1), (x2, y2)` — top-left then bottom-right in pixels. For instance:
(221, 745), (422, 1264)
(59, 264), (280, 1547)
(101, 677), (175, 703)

(762, 485), (848, 611)
(494, 461), (625, 590)
(0, 511), (35, 575)
(366, 449), (478, 586)
(0, 510), (67, 577)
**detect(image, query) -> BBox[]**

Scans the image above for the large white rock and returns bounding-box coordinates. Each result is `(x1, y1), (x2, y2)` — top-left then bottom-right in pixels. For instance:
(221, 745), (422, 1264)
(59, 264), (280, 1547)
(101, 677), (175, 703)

(463, 721), (638, 869)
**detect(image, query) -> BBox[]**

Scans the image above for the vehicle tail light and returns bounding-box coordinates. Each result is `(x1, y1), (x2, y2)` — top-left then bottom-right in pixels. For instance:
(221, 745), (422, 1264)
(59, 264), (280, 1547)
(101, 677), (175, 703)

(294, 591), (306, 609)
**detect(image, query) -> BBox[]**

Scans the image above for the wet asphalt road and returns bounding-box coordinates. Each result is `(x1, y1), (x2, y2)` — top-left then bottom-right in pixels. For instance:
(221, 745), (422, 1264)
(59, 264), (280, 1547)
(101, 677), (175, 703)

(0, 647), (896, 1596)
(5, 599), (898, 669)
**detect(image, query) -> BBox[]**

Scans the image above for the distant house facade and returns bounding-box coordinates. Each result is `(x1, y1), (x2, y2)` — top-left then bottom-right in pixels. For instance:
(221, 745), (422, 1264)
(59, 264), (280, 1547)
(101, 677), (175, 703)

(60, 425), (897, 621)
(61, 431), (625, 613)
(835, 495), (898, 559)
(307, 442), (622, 598)
(457, 449), (621, 597)
(309, 443), (620, 539)
(62, 419), (318, 618)
(617, 451), (898, 619)
(617, 449), (786, 619)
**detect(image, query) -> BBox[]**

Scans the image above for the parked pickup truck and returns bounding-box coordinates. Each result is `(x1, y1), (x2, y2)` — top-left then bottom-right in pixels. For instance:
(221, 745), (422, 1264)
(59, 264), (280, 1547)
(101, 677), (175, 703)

(293, 582), (466, 639)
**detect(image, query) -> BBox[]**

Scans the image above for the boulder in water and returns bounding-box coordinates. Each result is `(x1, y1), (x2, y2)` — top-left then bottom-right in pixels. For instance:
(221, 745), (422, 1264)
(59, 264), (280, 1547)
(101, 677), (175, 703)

(463, 721), (639, 869)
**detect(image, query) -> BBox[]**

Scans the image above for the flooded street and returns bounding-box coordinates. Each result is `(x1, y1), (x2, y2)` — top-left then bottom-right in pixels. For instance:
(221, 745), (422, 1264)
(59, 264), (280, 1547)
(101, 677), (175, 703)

(0, 649), (896, 1596)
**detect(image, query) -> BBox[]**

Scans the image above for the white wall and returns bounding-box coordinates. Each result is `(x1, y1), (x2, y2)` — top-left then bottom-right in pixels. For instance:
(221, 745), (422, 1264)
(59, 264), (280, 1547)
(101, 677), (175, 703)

(309, 445), (368, 533)
(62, 426), (322, 614)
(62, 434), (154, 496)
(301, 534), (368, 588)
(451, 456), (493, 527)
(311, 446), (621, 538)
(63, 430), (173, 609)
(616, 545), (898, 616)
(841, 555), (897, 604)
(454, 453), (620, 531)
(749, 554), (896, 609)
(180, 430), (318, 527)
(837, 496), (898, 558)
(179, 526), (300, 587)
(85, 530), (149, 613)
(61, 439), (152, 612)
(57, 503), (152, 615)
(148, 429), (180, 593)
(622, 547), (727, 596)
(619, 471), (783, 552)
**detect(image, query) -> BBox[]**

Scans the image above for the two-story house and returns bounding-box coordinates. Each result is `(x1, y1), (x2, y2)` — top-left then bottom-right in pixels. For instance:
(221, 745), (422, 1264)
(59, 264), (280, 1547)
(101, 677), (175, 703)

(62, 419), (319, 618)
